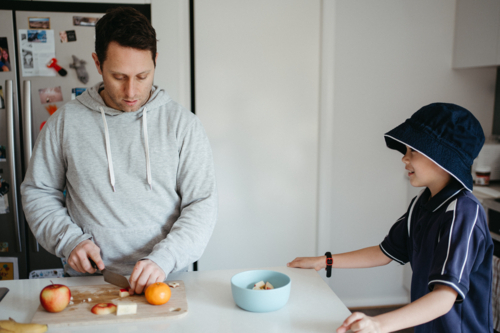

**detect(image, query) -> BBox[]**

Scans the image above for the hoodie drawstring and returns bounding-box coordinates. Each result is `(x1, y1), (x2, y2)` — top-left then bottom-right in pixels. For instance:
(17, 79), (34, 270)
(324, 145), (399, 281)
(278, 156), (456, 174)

(100, 107), (116, 192)
(143, 107), (152, 190)
(99, 106), (152, 191)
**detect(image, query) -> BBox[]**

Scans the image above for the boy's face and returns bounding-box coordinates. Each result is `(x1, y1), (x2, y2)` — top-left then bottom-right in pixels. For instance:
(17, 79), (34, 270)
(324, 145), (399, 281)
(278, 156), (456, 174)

(402, 146), (451, 197)
(92, 41), (158, 112)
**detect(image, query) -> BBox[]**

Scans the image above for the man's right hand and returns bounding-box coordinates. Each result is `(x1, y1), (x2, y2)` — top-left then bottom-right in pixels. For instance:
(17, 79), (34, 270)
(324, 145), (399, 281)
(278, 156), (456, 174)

(68, 240), (105, 274)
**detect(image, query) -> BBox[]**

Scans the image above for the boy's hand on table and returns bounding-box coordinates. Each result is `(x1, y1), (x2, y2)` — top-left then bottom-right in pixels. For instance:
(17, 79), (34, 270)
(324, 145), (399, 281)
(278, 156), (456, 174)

(337, 312), (382, 333)
(287, 256), (326, 271)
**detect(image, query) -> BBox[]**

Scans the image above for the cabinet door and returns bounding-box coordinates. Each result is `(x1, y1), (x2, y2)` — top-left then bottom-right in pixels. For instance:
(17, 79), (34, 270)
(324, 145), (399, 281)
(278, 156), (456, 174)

(453, 0), (500, 68)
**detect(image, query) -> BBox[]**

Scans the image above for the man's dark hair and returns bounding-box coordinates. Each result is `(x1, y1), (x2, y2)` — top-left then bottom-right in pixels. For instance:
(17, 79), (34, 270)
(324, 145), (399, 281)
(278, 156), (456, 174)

(95, 7), (157, 68)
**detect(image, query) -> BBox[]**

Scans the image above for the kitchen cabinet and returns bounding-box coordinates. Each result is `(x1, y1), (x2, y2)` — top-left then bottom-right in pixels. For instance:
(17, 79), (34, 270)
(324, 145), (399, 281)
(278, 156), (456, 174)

(453, 0), (500, 68)
(0, 266), (351, 332)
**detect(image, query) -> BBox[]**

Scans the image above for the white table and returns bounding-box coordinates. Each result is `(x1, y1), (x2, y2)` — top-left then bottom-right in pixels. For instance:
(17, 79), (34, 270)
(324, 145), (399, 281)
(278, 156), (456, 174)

(0, 266), (351, 332)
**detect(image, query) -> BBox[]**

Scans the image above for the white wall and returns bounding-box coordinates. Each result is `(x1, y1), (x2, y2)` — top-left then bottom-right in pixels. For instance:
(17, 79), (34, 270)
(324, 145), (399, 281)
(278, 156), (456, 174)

(327, 0), (496, 307)
(194, 0), (321, 271)
(151, 0), (191, 110)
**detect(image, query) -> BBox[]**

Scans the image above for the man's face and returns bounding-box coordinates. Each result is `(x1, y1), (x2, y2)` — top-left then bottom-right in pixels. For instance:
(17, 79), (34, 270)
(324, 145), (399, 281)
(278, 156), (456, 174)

(92, 41), (157, 112)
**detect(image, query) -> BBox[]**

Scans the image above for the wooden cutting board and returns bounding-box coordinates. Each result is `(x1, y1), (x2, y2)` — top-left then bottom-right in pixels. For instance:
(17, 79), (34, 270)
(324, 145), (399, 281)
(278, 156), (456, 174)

(31, 280), (187, 327)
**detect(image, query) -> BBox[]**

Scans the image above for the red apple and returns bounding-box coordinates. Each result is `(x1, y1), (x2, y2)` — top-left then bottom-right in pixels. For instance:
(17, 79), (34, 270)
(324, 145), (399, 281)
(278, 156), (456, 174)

(40, 281), (71, 313)
(91, 303), (117, 315)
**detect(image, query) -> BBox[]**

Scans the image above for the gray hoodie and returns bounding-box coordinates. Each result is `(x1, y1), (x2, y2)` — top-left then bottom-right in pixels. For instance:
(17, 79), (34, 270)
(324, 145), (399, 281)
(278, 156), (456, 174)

(21, 82), (217, 276)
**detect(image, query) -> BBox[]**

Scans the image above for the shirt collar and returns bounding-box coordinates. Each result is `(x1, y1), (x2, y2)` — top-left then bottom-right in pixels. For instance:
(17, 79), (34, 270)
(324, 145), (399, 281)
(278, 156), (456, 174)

(419, 180), (465, 212)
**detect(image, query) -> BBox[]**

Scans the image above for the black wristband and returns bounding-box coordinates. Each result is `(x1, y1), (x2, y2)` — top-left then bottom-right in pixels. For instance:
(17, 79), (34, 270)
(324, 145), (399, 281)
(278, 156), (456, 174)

(325, 251), (333, 278)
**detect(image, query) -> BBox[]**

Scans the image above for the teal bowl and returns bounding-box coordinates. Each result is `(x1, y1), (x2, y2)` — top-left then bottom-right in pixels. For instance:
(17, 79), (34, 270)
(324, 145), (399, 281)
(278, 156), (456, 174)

(231, 270), (291, 312)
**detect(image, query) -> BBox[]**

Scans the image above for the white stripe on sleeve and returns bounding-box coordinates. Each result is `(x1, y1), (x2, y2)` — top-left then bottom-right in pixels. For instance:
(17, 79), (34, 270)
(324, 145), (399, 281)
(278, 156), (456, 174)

(380, 243), (405, 265)
(459, 205), (479, 282)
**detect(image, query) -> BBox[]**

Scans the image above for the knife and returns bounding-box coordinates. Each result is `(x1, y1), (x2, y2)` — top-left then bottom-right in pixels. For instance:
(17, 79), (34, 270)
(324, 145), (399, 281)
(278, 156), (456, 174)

(103, 269), (131, 289)
(89, 258), (131, 289)
(0, 288), (9, 302)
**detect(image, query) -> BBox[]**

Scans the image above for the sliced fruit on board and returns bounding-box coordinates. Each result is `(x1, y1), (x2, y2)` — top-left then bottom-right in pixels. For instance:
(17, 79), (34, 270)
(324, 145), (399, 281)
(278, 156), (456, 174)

(91, 303), (117, 315)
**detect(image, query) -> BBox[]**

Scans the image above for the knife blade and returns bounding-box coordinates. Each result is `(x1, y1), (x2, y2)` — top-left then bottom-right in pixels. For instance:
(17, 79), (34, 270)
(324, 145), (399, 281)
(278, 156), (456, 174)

(88, 258), (131, 289)
(103, 269), (131, 289)
(0, 288), (9, 302)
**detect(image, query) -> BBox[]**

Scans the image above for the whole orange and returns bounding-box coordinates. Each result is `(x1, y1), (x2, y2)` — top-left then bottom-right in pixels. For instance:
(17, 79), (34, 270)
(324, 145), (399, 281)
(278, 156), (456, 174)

(145, 282), (171, 305)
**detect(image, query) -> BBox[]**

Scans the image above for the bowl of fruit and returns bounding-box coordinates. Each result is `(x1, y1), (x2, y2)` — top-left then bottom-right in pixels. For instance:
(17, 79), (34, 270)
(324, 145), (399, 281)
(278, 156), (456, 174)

(230, 270), (291, 312)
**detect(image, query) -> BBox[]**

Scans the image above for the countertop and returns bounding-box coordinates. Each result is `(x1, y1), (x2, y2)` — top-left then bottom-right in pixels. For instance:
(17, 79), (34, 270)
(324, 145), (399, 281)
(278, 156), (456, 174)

(0, 266), (352, 332)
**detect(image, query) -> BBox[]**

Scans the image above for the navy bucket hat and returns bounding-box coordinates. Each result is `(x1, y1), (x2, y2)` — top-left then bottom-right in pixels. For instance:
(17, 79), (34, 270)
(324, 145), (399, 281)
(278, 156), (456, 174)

(384, 103), (485, 191)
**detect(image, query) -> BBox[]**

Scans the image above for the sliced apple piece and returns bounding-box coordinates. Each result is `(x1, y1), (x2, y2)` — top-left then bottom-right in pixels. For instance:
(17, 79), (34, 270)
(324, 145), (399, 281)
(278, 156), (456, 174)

(91, 303), (117, 315)
(252, 280), (265, 290)
(265, 281), (274, 290)
(119, 289), (131, 297)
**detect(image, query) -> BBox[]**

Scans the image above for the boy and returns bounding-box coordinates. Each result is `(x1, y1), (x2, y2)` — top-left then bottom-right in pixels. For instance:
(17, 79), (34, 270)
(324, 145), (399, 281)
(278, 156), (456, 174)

(288, 103), (494, 333)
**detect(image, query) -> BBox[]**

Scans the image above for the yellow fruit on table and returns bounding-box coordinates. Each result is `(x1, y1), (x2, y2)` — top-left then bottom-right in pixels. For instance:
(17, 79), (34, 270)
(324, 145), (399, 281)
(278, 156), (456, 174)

(145, 282), (171, 305)
(0, 317), (48, 333)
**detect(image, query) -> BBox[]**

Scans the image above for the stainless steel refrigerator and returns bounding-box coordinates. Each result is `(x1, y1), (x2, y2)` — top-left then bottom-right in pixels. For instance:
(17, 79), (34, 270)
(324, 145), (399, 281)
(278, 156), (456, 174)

(0, 1), (151, 280)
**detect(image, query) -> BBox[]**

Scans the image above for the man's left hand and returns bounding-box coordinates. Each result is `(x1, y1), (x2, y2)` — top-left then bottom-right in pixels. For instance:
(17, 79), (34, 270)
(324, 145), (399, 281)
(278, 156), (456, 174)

(129, 259), (166, 295)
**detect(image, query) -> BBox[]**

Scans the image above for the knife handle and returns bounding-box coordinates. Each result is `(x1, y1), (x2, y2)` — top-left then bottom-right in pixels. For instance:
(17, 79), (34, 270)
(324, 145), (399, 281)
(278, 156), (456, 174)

(89, 258), (98, 270)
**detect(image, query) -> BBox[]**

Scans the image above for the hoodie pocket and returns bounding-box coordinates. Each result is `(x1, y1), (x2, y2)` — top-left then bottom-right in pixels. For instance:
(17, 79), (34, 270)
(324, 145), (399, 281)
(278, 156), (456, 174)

(83, 225), (166, 266)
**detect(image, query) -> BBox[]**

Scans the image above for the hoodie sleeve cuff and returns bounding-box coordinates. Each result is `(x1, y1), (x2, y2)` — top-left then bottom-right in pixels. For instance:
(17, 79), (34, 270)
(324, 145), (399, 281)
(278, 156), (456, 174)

(61, 234), (94, 260)
(142, 250), (176, 279)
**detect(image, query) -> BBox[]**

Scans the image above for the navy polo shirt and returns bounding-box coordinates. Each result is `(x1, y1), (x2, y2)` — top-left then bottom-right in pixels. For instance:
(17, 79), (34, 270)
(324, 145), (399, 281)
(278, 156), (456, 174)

(380, 181), (494, 333)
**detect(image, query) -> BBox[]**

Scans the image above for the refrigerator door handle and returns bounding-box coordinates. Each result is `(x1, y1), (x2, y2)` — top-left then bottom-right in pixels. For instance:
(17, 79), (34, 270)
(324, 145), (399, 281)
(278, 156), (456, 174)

(22, 80), (32, 173)
(22, 80), (39, 252)
(6, 80), (22, 253)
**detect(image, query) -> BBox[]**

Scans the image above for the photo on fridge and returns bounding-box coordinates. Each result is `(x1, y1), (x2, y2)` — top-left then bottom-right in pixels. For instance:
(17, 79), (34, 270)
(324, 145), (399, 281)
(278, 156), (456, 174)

(0, 38), (10, 72)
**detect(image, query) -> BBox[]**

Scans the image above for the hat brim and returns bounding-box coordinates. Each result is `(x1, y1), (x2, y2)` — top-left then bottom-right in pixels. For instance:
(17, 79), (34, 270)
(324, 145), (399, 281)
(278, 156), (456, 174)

(385, 121), (473, 191)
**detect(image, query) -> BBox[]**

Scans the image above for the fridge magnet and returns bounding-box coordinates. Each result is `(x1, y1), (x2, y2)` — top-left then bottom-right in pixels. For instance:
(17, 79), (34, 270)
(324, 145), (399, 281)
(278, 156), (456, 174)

(19, 29), (56, 77)
(0, 193), (9, 215)
(46, 58), (67, 76)
(0, 86), (4, 109)
(0, 37), (11, 72)
(59, 30), (77, 43)
(71, 87), (86, 100)
(0, 257), (19, 280)
(59, 31), (67, 43)
(0, 146), (5, 161)
(73, 16), (99, 27)
(29, 269), (64, 279)
(39, 86), (63, 104)
(28, 17), (50, 29)
(66, 30), (77, 42)
(44, 104), (58, 115)
(0, 176), (8, 195)
(21, 48), (34, 69)
(70, 55), (88, 84)
(28, 30), (47, 43)
(0, 242), (8, 253)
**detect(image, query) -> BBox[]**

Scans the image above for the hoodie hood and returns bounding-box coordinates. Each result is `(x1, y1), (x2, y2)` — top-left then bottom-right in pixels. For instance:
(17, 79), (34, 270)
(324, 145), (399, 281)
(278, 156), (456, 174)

(76, 81), (172, 116)
(75, 82), (172, 192)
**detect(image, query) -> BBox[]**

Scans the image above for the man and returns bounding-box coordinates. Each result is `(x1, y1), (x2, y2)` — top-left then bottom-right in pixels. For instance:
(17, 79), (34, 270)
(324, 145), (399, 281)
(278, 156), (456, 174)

(21, 7), (217, 294)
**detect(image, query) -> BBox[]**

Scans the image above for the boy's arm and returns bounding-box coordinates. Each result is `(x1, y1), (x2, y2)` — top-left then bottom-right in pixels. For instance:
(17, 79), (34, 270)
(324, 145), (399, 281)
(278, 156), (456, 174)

(287, 245), (392, 271)
(337, 284), (457, 333)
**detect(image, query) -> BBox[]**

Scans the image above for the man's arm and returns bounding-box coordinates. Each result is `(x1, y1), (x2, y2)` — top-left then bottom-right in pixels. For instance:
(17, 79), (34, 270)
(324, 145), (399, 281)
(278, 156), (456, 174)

(287, 246), (392, 271)
(337, 284), (457, 333)
(21, 118), (104, 273)
(129, 116), (217, 294)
